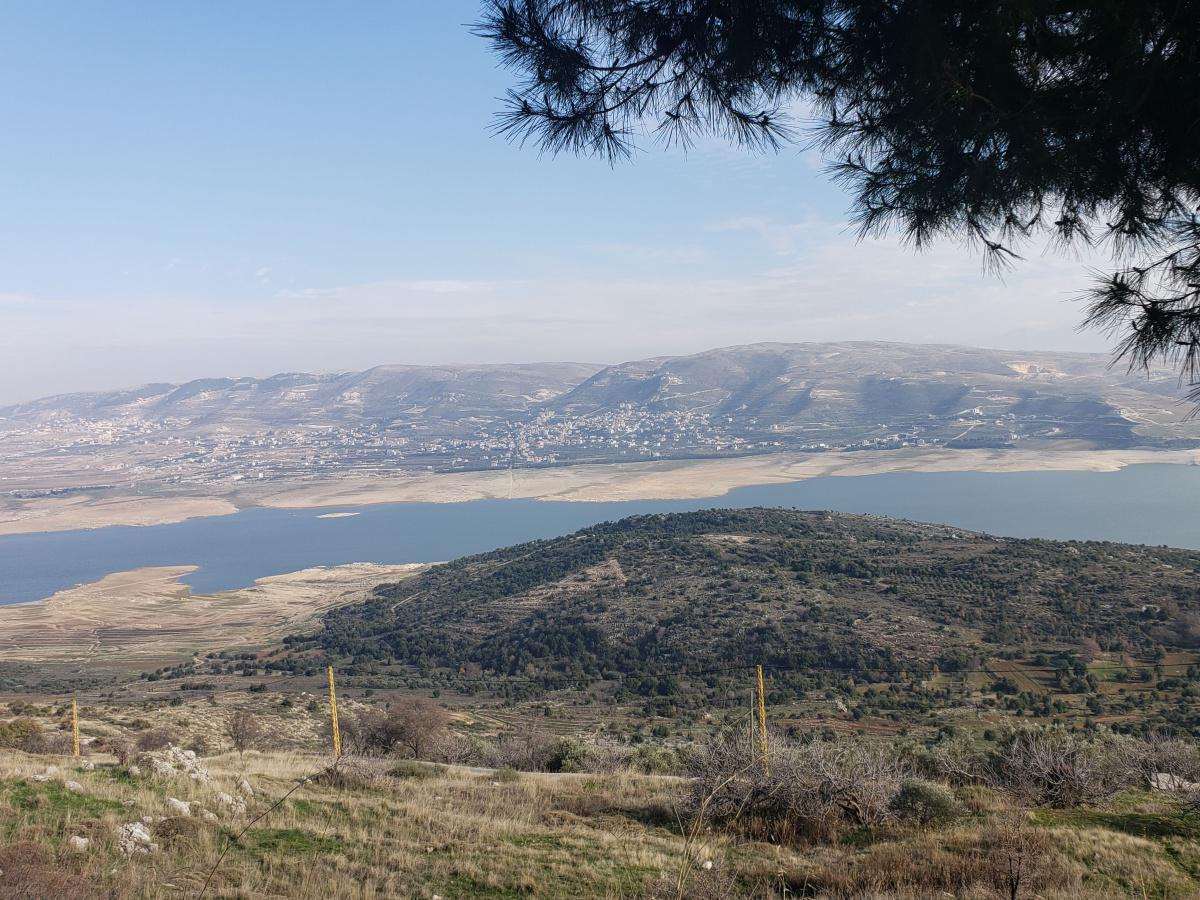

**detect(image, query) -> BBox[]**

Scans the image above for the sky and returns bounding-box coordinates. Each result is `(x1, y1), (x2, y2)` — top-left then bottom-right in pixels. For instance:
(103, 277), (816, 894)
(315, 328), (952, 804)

(0, 1), (1114, 404)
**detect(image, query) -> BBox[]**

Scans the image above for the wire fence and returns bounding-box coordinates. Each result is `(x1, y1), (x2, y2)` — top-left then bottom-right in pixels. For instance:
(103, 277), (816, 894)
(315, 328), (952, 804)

(13, 652), (1195, 896)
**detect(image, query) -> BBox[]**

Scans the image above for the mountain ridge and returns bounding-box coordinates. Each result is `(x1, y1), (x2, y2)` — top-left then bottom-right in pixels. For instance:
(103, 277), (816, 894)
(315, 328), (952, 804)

(0, 340), (1137, 416)
(2, 342), (1197, 496)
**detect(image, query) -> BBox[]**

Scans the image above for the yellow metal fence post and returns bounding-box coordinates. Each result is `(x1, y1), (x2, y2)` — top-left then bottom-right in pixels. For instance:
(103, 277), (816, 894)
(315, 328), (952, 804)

(328, 666), (342, 759)
(755, 664), (769, 776)
(71, 699), (80, 757)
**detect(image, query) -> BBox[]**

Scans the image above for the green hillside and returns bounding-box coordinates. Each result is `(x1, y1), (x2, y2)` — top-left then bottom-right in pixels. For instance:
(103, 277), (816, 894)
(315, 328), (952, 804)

(274, 509), (1200, 733)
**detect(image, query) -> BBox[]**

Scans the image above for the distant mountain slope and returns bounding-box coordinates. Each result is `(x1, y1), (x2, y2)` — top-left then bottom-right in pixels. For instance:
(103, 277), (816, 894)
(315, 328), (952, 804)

(2, 343), (1197, 492)
(0, 362), (601, 427)
(547, 342), (1193, 448)
(279, 508), (1200, 727)
(4, 341), (1190, 440)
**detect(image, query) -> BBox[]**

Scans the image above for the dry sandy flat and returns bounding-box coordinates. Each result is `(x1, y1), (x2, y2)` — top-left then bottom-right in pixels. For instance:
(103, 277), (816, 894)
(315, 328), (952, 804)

(0, 493), (238, 537)
(255, 445), (1200, 508)
(0, 562), (424, 665)
(2, 446), (1198, 536)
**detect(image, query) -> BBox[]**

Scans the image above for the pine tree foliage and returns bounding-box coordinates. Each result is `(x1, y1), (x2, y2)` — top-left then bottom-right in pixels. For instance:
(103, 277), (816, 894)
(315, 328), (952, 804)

(479, 1), (1200, 395)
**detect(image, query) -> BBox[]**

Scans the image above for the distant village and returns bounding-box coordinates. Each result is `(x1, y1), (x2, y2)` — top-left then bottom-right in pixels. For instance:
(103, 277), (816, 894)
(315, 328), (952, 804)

(2, 400), (1047, 497)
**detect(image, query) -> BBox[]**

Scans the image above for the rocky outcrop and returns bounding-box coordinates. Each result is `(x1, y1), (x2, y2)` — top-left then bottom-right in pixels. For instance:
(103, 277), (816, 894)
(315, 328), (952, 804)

(117, 822), (158, 855)
(138, 745), (211, 783)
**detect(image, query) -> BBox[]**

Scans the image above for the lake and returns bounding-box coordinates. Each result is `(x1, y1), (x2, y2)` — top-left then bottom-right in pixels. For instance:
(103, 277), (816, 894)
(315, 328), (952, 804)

(1, 463), (1198, 606)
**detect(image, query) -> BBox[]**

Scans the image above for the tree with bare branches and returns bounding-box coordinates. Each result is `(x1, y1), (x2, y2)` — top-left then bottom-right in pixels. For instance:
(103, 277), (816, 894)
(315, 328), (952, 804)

(227, 710), (264, 756)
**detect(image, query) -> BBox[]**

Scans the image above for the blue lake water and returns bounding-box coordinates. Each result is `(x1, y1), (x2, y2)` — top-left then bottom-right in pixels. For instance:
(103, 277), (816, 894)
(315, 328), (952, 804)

(1, 463), (1198, 606)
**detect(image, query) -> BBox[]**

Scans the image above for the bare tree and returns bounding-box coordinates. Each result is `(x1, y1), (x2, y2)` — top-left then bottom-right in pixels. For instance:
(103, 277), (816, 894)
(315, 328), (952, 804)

(688, 730), (905, 842)
(135, 727), (178, 752)
(227, 710), (264, 756)
(337, 708), (386, 756)
(336, 698), (450, 759)
(1138, 730), (1200, 790)
(384, 697), (449, 760)
(988, 727), (1140, 807)
(983, 811), (1049, 900)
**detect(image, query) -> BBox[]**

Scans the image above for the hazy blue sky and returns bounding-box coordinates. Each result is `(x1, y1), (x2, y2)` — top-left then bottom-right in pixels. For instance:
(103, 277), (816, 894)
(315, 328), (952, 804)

(0, 1), (1111, 403)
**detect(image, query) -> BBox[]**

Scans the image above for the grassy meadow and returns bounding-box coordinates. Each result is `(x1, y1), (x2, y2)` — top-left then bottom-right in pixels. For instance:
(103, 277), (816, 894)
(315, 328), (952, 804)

(2, 730), (1200, 898)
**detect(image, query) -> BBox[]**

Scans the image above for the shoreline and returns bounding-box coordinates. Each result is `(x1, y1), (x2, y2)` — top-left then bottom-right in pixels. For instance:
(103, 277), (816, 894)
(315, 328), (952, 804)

(0, 562), (426, 664)
(1, 446), (1197, 538)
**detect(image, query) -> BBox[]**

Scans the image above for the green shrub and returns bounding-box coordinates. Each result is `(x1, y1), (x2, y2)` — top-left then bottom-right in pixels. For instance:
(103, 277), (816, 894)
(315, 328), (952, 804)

(386, 760), (439, 779)
(0, 718), (40, 750)
(631, 744), (681, 775)
(545, 737), (590, 773)
(890, 778), (962, 826)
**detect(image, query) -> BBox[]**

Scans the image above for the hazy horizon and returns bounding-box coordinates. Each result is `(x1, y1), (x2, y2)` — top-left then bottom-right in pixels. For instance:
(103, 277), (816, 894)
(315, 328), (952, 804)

(0, 2), (1113, 405)
(0, 334), (1128, 407)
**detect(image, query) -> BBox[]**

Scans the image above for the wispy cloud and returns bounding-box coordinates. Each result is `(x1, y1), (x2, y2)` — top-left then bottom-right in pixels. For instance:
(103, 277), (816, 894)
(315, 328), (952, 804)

(710, 215), (847, 254)
(0, 223), (1117, 404)
(588, 242), (706, 264)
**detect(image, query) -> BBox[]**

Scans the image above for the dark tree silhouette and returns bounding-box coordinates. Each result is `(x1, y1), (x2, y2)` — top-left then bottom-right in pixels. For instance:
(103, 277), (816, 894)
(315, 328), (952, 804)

(478, 1), (1200, 396)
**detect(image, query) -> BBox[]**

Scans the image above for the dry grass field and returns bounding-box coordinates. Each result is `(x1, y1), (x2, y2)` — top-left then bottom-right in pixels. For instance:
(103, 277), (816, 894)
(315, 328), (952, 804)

(4, 745), (1200, 899)
(3, 688), (1200, 900)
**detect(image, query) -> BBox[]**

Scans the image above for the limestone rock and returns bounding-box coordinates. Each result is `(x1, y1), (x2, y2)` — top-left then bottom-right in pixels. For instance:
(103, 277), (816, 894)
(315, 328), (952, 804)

(68, 836), (90, 853)
(117, 822), (158, 855)
(165, 797), (192, 817)
(138, 745), (211, 783)
(213, 791), (247, 816)
(1151, 772), (1200, 792)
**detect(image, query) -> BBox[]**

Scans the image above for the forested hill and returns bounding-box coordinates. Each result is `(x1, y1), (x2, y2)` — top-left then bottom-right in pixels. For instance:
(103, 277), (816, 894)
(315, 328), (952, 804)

(283, 509), (1200, 700)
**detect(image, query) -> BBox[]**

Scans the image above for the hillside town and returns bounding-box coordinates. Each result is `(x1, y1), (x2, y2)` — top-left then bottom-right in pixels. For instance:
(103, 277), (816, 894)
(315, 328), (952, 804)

(0, 392), (1121, 499)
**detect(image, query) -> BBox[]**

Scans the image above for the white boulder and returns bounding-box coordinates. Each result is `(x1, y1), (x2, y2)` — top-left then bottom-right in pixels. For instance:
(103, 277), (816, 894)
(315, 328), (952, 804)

(213, 791), (246, 816)
(138, 745), (211, 784)
(117, 822), (158, 855)
(1150, 772), (1200, 792)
